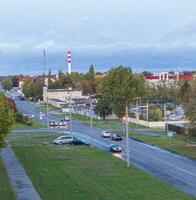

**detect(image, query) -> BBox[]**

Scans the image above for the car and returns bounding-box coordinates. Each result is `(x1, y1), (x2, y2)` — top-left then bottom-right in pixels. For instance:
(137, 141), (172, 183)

(53, 135), (74, 145)
(49, 120), (58, 127)
(109, 144), (122, 153)
(64, 117), (70, 121)
(111, 134), (122, 141)
(23, 114), (35, 119)
(58, 120), (67, 127)
(101, 130), (111, 138)
(70, 138), (89, 146)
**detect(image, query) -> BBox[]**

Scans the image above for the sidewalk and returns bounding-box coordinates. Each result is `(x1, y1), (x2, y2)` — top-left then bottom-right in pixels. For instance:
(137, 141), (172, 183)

(0, 146), (41, 200)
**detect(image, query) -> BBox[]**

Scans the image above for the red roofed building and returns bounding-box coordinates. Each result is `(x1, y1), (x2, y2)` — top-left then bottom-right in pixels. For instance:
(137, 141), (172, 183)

(145, 72), (193, 86)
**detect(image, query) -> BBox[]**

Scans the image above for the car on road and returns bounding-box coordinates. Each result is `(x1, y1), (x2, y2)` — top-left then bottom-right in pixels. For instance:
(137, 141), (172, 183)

(58, 120), (67, 127)
(111, 134), (122, 141)
(23, 114), (35, 119)
(53, 135), (74, 145)
(109, 144), (122, 153)
(101, 130), (111, 138)
(49, 120), (58, 127)
(70, 138), (89, 146)
(64, 117), (70, 121)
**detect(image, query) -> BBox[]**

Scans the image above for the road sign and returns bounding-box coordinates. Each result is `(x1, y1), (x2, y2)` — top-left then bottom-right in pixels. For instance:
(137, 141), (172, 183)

(167, 132), (174, 137)
(167, 131), (175, 146)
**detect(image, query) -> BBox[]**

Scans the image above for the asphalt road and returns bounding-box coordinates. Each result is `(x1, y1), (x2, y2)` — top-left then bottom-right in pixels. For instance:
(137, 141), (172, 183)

(10, 91), (196, 197)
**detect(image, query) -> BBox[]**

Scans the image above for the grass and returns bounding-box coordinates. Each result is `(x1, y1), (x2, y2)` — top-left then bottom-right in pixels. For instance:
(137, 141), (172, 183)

(14, 121), (45, 130)
(130, 131), (196, 159)
(0, 159), (16, 200)
(8, 131), (195, 200)
(35, 103), (61, 112)
(71, 113), (122, 129)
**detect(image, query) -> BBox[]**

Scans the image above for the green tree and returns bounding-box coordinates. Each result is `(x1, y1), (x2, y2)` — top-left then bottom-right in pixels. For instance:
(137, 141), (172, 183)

(101, 66), (136, 118)
(23, 79), (43, 100)
(183, 81), (196, 136)
(2, 77), (13, 91)
(94, 98), (112, 120)
(0, 93), (14, 147)
(179, 81), (191, 105)
(86, 65), (96, 93)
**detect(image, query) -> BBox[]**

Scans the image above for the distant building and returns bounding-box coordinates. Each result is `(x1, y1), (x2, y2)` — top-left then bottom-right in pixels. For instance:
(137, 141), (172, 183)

(43, 86), (83, 102)
(145, 72), (193, 86)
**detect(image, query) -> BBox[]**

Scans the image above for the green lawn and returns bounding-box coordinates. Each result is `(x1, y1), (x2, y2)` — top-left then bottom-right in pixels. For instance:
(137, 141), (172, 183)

(130, 131), (196, 159)
(0, 159), (16, 200)
(13, 145), (195, 200)
(14, 121), (45, 130)
(8, 130), (195, 200)
(35, 103), (61, 112)
(71, 114), (121, 129)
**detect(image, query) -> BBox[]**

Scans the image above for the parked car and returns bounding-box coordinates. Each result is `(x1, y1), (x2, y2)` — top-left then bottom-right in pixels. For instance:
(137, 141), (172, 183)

(64, 117), (70, 121)
(53, 135), (74, 145)
(101, 130), (111, 138)
(70, 138), (89, 146)
(109, 144), (122, 153)
(111, 134), (122, 141)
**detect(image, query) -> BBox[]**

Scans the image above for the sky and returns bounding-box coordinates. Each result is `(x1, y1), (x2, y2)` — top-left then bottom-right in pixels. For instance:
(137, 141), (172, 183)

(1, 0), (196, 75)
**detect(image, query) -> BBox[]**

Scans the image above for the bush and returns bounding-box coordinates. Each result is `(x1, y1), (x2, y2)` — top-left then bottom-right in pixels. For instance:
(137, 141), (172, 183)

(14, 112), (32, 126)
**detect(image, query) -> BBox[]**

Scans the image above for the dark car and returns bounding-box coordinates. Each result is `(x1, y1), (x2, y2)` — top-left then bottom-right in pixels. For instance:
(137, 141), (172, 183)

(109, 144), (122, 153)
(49, 120), (58, 127)
(111, 134), (122, 141)
(70, 138), (89, 146)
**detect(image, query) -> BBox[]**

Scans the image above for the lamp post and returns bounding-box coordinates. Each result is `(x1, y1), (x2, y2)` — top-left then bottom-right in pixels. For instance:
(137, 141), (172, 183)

(68, 87), (73, 135)
(90, 102), (93, 148)
(125, 100), (130, 167)
(46, 96), (49, 130)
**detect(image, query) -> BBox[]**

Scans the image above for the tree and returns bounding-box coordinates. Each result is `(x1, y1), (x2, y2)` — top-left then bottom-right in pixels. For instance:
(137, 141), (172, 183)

(2, 77), (13, 91)
(183, 81), (196, 136)
(0, 93), (14, 147)
(179, 81), (191, 105)
(23, 79), (43, 100)
(101, 66), (136, 118)
(94, 98), (112, 120)
(11, 76), (19, 87)
(85, 65), (96, 93)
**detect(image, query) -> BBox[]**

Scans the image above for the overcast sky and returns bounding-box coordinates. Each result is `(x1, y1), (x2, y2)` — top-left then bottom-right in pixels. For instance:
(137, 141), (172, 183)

(1, 0), (196, 75)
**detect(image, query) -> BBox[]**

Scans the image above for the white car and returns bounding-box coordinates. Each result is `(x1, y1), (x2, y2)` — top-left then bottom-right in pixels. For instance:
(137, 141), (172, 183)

(64, 117), (70, 121)
(101, 130), (111, 138)
(53, 135), (74, 145)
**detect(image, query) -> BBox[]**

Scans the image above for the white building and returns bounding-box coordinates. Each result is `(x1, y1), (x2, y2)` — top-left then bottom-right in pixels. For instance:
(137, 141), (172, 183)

(43, 86), (83, 102)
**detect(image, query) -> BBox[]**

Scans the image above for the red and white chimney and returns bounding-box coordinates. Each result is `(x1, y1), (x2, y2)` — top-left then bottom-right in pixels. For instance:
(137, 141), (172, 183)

(67, 50), (71, 74)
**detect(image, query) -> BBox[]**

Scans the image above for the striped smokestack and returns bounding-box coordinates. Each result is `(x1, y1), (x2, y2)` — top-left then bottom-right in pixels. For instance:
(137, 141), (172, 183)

(68, 50), (71, 74)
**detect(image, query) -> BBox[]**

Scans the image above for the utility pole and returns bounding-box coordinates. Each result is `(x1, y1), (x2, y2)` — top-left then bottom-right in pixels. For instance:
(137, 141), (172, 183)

(68, 88), (73, 135)
(146, 100), (149, 127)
(90, 102), (93, 148)
(46, 97), (49, 130)
(43, 49), (46, 77)
(125, 101), (130, 167)
(164, 102), (167, 132)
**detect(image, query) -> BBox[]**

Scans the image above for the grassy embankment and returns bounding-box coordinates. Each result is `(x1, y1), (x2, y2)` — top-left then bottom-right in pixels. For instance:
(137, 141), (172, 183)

(14, 121), (45, 130)
(8, 131), (195, 200)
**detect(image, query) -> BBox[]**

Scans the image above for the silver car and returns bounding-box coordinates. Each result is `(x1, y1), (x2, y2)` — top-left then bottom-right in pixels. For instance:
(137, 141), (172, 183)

(53, 135), (74, 145)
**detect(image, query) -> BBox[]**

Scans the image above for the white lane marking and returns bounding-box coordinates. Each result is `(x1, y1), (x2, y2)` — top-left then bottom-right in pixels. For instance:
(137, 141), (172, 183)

(132, 148), (196, 177)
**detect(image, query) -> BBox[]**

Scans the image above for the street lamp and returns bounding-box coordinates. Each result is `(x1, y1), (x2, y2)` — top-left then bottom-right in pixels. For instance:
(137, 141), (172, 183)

(125, 100), (130, 167)
(68, 87), (73, 135)
(90, 102), (93, 148)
